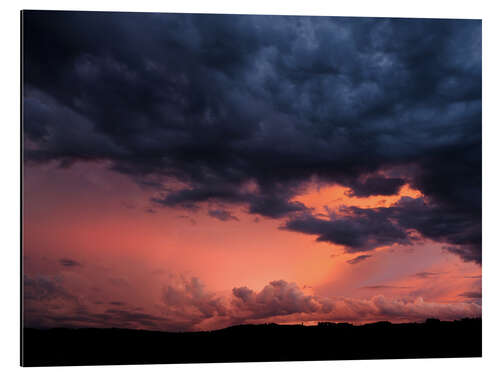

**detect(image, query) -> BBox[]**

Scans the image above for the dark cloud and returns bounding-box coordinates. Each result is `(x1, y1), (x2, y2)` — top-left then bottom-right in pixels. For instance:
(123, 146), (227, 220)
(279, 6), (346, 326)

(28, 273), (224, 331)
(347, 255), (372, 264)
(59, 258), (82, 268)
(458, 291), (482, 299)
(347, 175), (406, 197)
(38, 307), (172, 330)
(361, 285), (410, 289)
(23, 12), (481, 262)
(388, 197), (481, 263)
(284, 196), (481, 263)
(284, 206), (410, 253)
(208, 208), (239, 221)
(23, 274), (84, 328)
(152, 185), (306, 219)
(24, 275), (74, 302)
(414, 272), (441, 279)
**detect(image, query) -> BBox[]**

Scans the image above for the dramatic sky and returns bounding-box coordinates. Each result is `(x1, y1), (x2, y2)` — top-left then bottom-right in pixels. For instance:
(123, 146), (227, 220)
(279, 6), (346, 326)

(22, 11), (481, 331)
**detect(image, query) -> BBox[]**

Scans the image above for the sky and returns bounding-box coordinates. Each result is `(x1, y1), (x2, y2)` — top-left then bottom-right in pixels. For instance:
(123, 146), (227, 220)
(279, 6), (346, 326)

(22, 11), (481, 331)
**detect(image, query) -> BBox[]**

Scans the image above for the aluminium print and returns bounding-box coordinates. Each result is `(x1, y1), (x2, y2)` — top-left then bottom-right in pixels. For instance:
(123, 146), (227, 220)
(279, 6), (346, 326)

(21, 10), (481, 366)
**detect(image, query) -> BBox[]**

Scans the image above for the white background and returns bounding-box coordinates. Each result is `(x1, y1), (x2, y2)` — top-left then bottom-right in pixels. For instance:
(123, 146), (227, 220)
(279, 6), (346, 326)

(1, 0), (498, 373)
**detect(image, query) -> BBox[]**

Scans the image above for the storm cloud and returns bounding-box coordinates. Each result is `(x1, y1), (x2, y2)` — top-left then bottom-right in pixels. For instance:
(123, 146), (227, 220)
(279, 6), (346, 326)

(208, 208), (239, 221)
(23, 12), (481, 262)
(59, 258), (82, 268)
(347, 255), (373, 264)
(284, 196), (482, 263)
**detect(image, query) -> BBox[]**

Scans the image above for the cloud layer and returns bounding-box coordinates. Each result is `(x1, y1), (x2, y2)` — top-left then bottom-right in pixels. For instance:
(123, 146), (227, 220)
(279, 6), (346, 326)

(24, 274), (481, 331)
(23, 13), (481, 262)
(284, 196), (481, 263)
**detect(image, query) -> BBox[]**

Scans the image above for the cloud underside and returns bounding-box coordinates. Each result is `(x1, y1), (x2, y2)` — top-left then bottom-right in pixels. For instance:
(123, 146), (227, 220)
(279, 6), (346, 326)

(24, 276), (481, 331)
(284, 196), (481, 263)
(22, 12), (481, 263)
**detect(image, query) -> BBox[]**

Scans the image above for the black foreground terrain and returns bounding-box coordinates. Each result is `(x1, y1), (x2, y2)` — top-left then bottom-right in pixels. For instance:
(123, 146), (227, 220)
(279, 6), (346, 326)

(22, 318), (481, 366)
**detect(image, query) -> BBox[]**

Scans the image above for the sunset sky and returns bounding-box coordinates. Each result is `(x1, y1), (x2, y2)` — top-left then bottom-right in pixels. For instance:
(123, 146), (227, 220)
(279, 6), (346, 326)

(22, 11), (481, 331)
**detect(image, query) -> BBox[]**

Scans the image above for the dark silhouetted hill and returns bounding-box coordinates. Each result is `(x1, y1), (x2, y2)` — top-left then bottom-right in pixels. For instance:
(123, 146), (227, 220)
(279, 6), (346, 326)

(22, 318), (481, 366)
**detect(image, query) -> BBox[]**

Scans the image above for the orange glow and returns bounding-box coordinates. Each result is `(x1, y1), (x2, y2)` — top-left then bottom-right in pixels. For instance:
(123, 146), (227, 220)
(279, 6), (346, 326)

(294, 183), (423, 215)
(23, 162), (480, 329)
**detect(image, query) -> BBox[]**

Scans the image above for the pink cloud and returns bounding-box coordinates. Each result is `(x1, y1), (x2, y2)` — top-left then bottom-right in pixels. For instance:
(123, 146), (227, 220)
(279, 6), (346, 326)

(24, 274), (481, 332)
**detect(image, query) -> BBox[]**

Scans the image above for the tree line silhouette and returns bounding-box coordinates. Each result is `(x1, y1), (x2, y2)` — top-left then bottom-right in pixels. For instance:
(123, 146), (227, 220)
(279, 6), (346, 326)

(22, 318), (481, 367)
